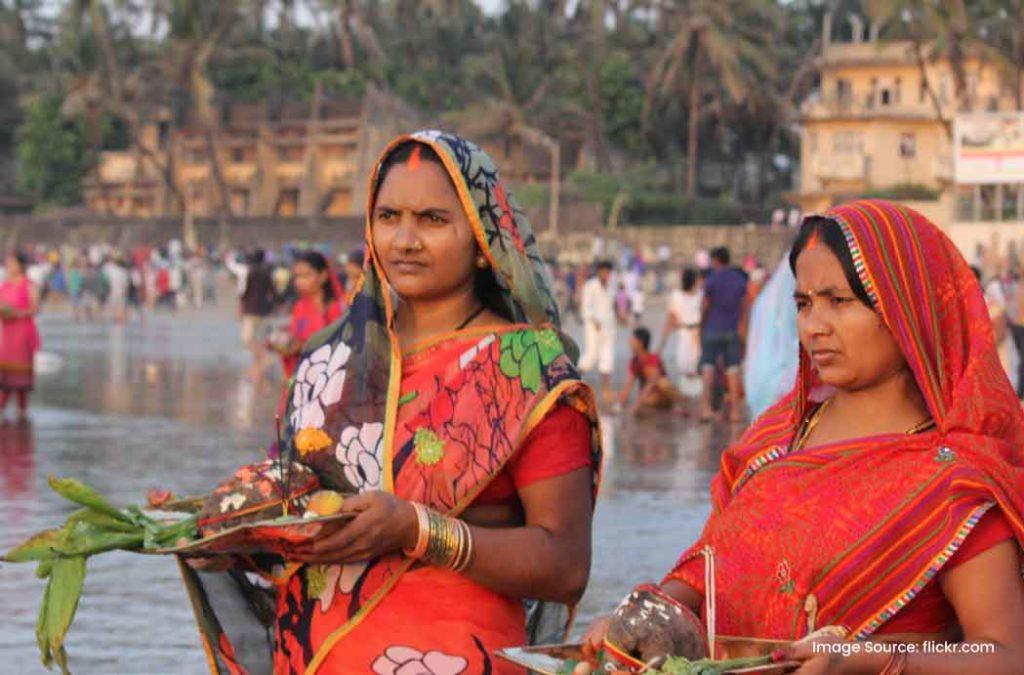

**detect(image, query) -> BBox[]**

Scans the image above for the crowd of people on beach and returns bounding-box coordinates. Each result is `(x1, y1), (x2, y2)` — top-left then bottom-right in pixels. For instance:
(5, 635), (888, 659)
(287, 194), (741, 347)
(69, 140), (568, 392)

(12, 227), (1024, 432)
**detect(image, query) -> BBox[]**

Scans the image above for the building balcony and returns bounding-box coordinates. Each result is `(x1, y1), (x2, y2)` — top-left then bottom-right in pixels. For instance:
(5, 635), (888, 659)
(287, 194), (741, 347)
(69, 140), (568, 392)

(275, 164), (305, 182)
(802, 97), (948, 122)
(225, 165), (257, 183)
(321, 167), (356, 186)
(818, 41), (917, 68)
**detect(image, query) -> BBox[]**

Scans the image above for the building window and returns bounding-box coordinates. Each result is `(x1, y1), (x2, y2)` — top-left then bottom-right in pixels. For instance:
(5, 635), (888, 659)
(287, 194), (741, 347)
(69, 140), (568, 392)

(980, 185), (998, 221)
(232, 147), (246, 163)
(899, 132), (916, 158)
(956, 185), (976, 221)
(1003, 185), (1020, 221)
(277, 146), (304, 162)
(832, 131), (864, 155)
(880, 89), (892, 106)
(836, 78), (852, 106)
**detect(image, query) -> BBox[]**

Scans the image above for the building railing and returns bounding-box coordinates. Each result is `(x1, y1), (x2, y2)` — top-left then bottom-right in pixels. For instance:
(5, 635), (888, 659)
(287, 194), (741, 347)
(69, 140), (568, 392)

(802, 96), (949, 121)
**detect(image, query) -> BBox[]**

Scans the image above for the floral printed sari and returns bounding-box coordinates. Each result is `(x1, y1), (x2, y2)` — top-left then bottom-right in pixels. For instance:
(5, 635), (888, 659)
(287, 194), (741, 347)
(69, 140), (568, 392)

(667, 200), (1024, 646)
(182, 131), (601, 675)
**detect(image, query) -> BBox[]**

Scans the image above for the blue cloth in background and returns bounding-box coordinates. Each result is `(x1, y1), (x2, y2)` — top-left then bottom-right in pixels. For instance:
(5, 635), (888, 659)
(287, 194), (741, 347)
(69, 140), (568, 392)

(744, 255), (799, 419)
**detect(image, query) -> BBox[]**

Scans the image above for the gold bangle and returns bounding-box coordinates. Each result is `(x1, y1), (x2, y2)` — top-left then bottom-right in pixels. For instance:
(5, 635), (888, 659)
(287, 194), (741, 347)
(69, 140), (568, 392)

(425, 510), (457, 567)
(402, 502), (431, 559)
(452, 519), (474, 573)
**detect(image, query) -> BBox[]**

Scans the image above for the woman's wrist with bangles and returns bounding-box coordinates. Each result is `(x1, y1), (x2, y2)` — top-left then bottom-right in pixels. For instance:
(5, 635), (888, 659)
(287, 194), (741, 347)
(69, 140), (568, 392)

(402, 502), (474, 572)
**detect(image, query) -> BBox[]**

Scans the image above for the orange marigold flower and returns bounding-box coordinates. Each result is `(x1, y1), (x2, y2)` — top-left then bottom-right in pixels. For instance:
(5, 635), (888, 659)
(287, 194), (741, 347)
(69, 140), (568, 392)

(295, 428), (333, 455)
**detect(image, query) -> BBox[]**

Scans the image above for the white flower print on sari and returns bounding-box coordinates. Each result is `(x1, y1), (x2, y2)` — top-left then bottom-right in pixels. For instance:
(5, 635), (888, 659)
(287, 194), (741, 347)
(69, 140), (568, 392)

(371, 645), (468, 675)
(314, 561), (369, 612)
(291, 342), (352, 430)
(335, 422), (384, 492)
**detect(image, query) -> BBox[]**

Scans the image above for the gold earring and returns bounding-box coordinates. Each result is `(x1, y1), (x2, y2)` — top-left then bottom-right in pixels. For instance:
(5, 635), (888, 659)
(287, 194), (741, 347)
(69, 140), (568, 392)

(476, 255), (488, 269)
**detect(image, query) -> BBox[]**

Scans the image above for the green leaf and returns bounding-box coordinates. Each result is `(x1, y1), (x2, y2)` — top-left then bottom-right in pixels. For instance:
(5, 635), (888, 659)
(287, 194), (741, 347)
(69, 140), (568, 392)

(3, 527), (70, 562)
(36, 570), (52, 668)
(36, 559), (54, 579)
(52, 526), (144, 557)
(43, 557), (86, 675)
(48, 476), (131, 523)
(143, 514), (199, 549)
(67, 508), (139, 533)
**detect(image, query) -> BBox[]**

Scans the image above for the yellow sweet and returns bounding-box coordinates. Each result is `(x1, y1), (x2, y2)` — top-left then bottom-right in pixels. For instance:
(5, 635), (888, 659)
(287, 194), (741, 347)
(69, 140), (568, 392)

(303, 490), (345, 518)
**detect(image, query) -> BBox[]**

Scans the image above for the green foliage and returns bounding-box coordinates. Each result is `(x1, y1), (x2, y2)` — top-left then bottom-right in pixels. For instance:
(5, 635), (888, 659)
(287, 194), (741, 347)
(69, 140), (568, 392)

(15, 96), (94, 207)
(10, 0), (1019, 213)
(599, 53), (646, 155)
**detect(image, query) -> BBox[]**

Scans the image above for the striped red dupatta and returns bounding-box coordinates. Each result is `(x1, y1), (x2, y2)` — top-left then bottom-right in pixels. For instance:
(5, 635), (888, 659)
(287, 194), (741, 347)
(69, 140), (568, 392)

(667, 199), (1024, 640)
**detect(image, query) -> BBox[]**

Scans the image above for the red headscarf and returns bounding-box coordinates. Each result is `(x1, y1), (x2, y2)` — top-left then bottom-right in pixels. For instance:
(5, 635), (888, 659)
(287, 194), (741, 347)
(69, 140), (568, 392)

(667, 200), (1024, 640)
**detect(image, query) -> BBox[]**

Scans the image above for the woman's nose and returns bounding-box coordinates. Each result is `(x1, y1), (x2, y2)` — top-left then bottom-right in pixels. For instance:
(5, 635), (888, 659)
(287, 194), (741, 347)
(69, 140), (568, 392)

(802, 304), (833, 337)
(393, 215), (422, 251)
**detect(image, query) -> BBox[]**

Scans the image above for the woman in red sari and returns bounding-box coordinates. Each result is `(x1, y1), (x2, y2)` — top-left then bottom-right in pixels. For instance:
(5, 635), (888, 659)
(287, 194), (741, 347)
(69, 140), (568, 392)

(0, 251), (41, 420)
(584, 200), (1024, 674)
(187, 132), (601, 675)
(272, 251), (345, 378)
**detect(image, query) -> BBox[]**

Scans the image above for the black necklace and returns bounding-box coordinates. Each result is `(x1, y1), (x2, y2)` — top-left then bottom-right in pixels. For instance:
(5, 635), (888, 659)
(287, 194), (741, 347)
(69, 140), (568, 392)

(455, 304), (486, 330)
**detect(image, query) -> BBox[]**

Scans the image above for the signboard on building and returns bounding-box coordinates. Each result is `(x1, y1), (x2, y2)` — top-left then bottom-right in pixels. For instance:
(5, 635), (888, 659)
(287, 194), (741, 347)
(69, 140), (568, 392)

(955, 113), (1024, 184)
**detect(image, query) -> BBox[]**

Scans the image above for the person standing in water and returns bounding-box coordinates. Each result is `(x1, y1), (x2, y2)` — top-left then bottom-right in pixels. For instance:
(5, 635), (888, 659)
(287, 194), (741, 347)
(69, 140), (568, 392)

(0, 251), (41, 420)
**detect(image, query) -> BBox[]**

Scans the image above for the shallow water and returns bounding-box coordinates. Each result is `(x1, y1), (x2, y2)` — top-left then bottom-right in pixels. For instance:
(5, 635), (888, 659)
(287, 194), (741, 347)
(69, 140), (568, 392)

(0, 310), (742, 673)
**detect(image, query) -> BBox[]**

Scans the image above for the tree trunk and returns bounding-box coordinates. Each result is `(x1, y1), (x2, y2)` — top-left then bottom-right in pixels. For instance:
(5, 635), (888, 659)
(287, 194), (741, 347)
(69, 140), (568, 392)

(686, 35), (703, 198)
(86, 0), (123, 104)
(338, 1), (357, 70)
(947, 0), (971, 111)
(912, 40), (952, 139)
(205, 128), (235, 218)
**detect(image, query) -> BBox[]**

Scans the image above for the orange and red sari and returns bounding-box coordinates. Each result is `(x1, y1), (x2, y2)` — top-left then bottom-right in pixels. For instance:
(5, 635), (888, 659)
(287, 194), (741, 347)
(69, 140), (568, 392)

(667, 200), (1024, 645)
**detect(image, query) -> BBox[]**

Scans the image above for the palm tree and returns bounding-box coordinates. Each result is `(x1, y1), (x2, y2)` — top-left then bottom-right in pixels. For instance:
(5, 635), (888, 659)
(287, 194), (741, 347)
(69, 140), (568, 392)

(646, 0), (780, 197)
(866, 0), (999, 125)
(160, 0), (246, 229)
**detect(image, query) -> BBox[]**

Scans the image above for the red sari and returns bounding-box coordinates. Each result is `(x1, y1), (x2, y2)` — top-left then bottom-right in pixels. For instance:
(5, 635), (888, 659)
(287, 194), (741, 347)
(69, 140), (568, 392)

(666, 200), (1024, 647)
(282, 296), (344, 377)
(0, 277), (40, 391)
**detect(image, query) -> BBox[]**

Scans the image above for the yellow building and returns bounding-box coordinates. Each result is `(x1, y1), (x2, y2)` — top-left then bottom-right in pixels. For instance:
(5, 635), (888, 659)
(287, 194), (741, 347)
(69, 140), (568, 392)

(83, 87), (421, 219)
(791, 17), (1018, 232)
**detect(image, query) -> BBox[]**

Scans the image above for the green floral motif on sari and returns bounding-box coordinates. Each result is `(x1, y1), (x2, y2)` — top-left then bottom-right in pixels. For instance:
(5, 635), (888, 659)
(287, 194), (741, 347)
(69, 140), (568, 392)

(413, 427), (445, 466)
(499, 328), (562, 393)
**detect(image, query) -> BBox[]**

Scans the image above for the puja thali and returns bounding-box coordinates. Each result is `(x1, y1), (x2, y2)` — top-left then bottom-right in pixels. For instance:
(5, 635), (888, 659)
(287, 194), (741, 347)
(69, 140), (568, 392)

(143, 510), (356, 556)
(495, 637), (798, 674)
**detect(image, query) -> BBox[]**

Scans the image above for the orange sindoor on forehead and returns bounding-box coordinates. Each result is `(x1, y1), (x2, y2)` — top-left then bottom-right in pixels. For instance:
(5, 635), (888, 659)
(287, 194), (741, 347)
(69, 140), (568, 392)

(805, 227), (822, 251)
(406, 145), (423, 171)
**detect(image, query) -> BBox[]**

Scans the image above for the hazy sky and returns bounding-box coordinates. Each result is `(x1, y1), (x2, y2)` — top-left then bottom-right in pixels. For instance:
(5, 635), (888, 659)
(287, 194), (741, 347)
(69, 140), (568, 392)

(476, 0), (503, 12)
